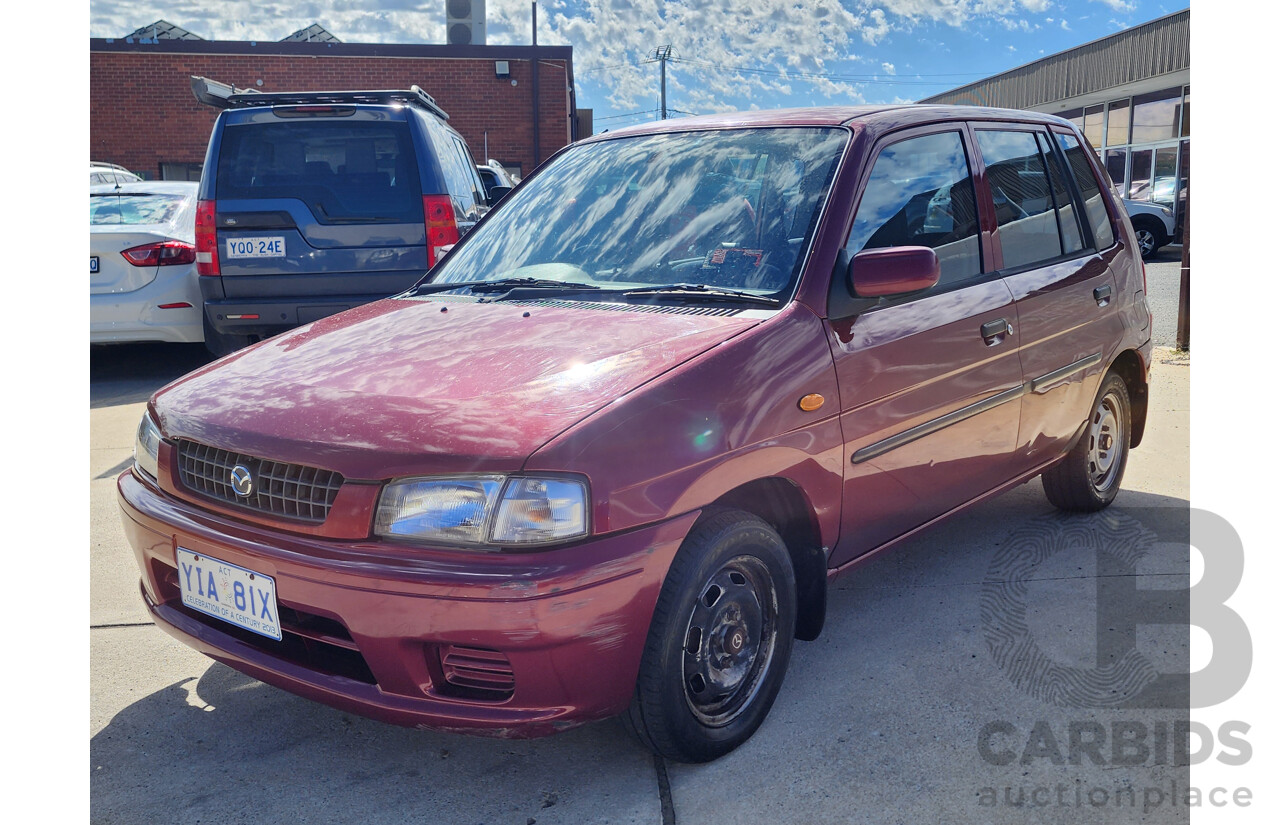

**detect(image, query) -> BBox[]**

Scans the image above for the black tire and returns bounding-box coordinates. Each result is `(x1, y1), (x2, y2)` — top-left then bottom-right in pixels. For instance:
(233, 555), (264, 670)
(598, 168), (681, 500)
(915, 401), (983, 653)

(1042, 372), (1131, 511)
(624, 508), (796, 763)
(202, 314), (254, 358)
(1130, 216), (1166, 260)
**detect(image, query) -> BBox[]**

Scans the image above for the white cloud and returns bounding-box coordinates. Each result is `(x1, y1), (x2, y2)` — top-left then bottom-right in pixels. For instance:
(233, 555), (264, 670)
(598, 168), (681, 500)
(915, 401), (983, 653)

(881, 61), (897, 75)
(1092, 0), (1137, 12)
(862, 8), (891, 45)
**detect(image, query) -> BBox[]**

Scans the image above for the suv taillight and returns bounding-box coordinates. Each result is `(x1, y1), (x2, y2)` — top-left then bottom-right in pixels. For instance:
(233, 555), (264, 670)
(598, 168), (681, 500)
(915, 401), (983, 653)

(121, 240), (197, 267)
(423, 195), (459, 267)
(195, 199), (220, 276)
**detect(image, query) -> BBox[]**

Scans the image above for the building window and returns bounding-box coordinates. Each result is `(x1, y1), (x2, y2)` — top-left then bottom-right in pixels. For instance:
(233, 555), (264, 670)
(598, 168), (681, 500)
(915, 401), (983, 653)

(1131, 88), (1183, 144)
(1082, 105), (1104, 149)
(1180, 85), (1190, 137)
(1106, 99), (1130, 147)
(1104, 150), (1127, 197)
(161, 162), (202, 181)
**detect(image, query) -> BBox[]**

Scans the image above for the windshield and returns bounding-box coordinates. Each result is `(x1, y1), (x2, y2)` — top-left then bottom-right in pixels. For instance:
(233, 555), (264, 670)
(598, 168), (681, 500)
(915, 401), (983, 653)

(427, 127), (847, 300)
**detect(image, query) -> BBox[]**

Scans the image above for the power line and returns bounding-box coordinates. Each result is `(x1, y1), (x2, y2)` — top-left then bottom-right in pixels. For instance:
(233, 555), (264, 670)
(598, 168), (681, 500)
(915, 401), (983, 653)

(594, 108), (660, 122)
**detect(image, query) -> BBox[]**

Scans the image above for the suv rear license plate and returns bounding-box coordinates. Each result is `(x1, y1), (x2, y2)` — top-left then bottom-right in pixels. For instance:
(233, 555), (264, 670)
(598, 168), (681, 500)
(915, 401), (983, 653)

(90, 256), (99, 273)
(226, 237), (285, 259)
(176, 547), (281, 641)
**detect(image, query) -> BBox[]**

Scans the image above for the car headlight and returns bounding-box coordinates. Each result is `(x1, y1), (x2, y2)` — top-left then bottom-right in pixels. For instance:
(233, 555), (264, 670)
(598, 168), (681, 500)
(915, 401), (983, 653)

(375, 475), (589, 547)
(134, 412), (162, 480)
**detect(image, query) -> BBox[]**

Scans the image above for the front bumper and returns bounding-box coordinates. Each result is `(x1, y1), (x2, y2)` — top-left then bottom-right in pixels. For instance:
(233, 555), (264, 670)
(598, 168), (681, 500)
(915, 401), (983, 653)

(118, 469), (694, 737)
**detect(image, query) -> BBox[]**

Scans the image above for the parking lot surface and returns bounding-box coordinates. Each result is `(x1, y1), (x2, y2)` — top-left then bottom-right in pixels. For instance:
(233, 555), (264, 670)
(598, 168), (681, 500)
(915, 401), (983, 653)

(91, 343), (1190, 825)
(1143, 243), (1185, 347)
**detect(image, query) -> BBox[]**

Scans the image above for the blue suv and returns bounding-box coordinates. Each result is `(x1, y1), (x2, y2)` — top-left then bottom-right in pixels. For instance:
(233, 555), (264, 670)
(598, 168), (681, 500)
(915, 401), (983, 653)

(192, 82), (493, 355)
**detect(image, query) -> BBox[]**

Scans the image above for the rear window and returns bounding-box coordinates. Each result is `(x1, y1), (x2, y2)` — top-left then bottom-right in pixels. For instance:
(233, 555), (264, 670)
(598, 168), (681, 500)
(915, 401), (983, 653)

(90, 193), (189, 226)
(215, 121), (423, 224)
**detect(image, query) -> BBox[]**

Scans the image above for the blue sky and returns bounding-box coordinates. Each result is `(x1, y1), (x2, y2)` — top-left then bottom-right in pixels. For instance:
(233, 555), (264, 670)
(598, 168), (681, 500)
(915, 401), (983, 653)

(90, 1), (1189, 127)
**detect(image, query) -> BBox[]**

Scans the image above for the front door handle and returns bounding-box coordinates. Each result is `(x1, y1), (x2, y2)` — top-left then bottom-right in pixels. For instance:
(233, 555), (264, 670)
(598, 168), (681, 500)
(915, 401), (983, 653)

(1094, 285), (1112, 306)
(980, 318), (1013, 346)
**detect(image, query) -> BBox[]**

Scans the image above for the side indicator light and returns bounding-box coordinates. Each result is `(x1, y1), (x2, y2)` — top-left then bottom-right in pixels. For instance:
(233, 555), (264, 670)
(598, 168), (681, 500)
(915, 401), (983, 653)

(798, 394), (825, 412)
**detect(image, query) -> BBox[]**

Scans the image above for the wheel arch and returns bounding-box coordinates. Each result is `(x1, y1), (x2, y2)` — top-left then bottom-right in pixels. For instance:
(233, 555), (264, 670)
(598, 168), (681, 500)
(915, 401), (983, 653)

(1108, 348), (1149, 448)
(1129, 213), (1168, 245)
(709, 477), (828, 642)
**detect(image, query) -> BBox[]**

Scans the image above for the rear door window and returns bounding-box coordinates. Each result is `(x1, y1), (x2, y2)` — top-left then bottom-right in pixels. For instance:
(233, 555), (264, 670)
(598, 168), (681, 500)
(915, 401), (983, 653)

(847, 130), (982, 288)
(215, 121), (422, 223)
(976, 129), (1074, 270)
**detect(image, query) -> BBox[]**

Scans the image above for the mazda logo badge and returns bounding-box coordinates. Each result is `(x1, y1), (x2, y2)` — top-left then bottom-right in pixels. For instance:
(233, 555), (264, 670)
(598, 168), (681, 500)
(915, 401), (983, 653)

(229, 464), (254, 497)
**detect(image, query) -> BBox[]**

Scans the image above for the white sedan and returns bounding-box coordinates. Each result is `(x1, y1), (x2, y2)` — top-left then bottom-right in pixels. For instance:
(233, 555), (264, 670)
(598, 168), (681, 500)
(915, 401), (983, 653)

(91, 181), (203, 344)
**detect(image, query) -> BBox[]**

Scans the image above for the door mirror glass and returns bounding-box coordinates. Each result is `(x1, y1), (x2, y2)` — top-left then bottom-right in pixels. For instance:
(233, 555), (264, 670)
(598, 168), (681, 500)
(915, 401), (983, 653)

(487, 185), (513, 206)
(850, 246), (940, 297)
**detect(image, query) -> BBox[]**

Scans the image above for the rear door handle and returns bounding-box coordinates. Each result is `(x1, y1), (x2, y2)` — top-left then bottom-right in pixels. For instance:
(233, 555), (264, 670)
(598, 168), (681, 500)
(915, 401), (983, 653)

(1094, 285), (1112, 306)
(980, 318), (1013, 346)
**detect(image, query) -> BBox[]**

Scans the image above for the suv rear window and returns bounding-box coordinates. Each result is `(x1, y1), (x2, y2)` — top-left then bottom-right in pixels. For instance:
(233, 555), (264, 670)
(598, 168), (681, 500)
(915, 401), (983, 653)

(215, 121), (422, 224)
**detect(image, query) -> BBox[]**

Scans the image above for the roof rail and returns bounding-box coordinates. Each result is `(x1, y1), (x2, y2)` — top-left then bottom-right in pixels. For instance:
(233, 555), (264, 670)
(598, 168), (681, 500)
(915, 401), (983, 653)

(191, 77), (449, 121)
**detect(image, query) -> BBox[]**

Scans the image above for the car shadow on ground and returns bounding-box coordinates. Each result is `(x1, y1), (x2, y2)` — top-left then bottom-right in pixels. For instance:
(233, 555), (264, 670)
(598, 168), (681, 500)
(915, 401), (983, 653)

(90, 343), (215, 409)
(91, 485), (1189, 825)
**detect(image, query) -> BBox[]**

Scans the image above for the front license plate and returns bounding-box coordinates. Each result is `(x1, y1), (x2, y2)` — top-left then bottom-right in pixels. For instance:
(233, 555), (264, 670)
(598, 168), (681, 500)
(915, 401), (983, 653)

(176, 548), (282, 641)
(225, 236), (286, 259)
(90, 256), (99, 273)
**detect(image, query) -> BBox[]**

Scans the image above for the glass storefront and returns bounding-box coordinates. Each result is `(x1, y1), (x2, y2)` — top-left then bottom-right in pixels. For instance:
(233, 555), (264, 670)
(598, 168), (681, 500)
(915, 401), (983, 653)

(1065, 84), (1189, 237)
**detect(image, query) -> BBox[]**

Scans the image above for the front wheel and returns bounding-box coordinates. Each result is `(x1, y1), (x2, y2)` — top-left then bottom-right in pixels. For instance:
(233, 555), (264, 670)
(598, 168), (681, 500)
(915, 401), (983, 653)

(624, 509), (796, 763)
(1042, 372), (1131, 511)
(1130, 217), (1165, 260)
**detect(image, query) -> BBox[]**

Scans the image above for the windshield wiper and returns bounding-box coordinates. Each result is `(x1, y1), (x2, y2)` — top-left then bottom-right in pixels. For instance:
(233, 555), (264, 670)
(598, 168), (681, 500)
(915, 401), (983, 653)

(621, 283), (782, 307)
(406, 277), (602, 297)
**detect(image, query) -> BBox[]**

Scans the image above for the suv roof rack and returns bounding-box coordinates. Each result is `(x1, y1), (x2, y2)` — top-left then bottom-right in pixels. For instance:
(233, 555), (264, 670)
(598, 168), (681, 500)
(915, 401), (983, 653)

(190, 76), (449, 120)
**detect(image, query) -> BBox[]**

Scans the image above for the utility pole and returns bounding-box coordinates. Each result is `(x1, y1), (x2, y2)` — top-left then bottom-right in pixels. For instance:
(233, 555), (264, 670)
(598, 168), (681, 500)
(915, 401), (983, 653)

(532, 2), (541, 166)
(654, 46), (672, 119)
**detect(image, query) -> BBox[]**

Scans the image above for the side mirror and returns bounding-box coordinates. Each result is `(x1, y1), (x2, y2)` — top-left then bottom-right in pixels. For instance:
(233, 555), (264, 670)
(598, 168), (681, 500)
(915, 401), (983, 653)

(487, 185), (513, 206)
(850, 246), (940, 297)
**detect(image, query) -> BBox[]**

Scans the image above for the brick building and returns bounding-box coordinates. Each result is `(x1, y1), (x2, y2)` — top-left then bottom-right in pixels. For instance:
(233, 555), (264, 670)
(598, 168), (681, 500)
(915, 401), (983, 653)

(90, 36), (577, 181)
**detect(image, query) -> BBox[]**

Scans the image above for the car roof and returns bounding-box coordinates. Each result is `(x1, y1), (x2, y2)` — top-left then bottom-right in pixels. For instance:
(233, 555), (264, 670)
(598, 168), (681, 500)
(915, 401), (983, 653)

(588, 104), (1075, 140)
(90, 181), (199, 196)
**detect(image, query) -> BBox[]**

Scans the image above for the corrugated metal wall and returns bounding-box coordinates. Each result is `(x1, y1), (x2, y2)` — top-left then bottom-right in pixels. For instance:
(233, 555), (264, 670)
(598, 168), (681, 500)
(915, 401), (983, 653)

(920, 10), (1189, 109)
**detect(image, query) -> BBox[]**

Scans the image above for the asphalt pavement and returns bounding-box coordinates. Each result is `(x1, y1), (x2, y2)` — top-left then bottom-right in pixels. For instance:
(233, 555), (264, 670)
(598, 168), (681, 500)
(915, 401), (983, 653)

(1143, 243), (1185, 348)
(90, 343), (1192, 825)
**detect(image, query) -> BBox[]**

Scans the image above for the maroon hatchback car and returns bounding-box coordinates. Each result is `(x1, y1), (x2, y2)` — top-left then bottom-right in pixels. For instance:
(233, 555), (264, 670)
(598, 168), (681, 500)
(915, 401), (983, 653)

(120, 105), (1151, 762)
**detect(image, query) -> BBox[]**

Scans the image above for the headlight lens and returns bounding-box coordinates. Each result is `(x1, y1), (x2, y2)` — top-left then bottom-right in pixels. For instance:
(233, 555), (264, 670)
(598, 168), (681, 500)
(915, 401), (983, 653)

(491, 477), (589, 544)
(134, 413), (161, 479)
(375, 475), (589, 547)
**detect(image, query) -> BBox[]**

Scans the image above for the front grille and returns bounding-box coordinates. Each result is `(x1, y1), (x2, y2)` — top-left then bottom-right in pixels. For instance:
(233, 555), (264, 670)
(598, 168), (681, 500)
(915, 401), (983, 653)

(175, 439), (343, 523)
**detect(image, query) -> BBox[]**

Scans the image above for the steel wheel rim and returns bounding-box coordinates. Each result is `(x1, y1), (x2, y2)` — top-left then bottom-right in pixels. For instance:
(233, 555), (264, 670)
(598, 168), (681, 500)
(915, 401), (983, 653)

(1088, 391), (1123, 491)
(1135, 228), (1155, 256)
(681, 555), (778, 727)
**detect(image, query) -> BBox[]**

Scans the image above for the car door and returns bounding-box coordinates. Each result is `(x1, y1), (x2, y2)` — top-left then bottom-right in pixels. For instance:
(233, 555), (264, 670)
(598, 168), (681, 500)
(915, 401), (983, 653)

(825, 126), (1026, 567)
(973, 125), (1125, 468)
